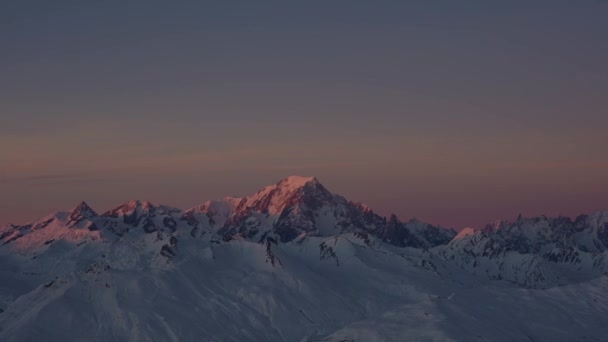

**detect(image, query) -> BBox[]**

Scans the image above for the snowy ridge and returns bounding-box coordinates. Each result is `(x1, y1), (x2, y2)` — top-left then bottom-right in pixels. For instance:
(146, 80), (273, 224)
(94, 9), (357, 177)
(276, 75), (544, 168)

(0, 176), (607, 341)
(178, 176), (456, 246)
(438, 212), (608, 288)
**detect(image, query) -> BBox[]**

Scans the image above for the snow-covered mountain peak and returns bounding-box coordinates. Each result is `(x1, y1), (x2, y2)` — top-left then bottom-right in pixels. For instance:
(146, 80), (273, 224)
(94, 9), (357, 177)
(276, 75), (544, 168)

(181, 176), (459, 246)
(103, 200), (154, 217)
(262, 175), (323, 198)
(277, 175), (319, 189)
(235, 176), (333, 216)
(453, 227), (477, 240)
(68, 201), (98, 222)
(99, 200), (182, 236)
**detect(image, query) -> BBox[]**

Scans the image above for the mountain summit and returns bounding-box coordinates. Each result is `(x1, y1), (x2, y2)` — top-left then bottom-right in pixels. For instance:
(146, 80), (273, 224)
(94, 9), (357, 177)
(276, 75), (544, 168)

(181, 176), (455, 245)
(68, 201), (97, 222)
(229, 175), (331, 216)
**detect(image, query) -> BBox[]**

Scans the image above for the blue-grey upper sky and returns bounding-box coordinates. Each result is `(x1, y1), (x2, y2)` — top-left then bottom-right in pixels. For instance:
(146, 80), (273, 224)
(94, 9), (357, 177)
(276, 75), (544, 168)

(1, 1), (607, 229)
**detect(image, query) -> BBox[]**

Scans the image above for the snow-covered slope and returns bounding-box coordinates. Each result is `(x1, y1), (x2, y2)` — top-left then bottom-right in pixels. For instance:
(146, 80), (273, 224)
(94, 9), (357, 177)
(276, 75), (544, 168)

(181, 176), (455, 247)
(438, 213), (608, 288)
(0, 176), (606, 341)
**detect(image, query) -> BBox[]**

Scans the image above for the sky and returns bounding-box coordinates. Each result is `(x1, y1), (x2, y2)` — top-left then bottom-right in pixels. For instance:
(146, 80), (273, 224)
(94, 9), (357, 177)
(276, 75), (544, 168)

(1, 0), (607, 230)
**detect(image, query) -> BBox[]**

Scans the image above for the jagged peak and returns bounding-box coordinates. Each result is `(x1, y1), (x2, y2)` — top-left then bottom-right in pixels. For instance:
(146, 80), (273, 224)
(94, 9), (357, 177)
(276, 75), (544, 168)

(227, 176), (331, 215)
(388, 213), (401, 223)
(103, 199), (156, 217)
(73, 201), (97, 215)
(406, 217), (424, 224)
(69, 201), (98, 221)
(277, 175), (319, 189)
(453, 227), (477, 240)
(252, 176), (322, 196)
(351, 201), (373, 213)
(189, 176), (333, 218)
(223, 196), (246, 206)
(125, 199), (154, 209)
(191, 198), (241, 214)
(278, 176), (332, 198)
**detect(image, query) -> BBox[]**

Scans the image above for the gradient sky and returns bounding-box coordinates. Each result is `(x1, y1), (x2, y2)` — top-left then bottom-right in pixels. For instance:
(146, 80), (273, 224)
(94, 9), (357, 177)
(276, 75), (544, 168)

(1, 1), (607, 230)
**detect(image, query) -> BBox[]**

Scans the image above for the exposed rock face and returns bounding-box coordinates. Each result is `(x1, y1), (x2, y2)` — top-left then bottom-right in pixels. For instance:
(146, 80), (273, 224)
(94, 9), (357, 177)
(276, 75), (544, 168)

(67, 201), (98, 225)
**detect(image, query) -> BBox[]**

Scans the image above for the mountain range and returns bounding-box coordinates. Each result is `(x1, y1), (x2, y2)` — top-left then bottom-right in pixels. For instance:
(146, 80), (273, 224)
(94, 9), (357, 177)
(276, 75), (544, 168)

(1, 176), (607, 341)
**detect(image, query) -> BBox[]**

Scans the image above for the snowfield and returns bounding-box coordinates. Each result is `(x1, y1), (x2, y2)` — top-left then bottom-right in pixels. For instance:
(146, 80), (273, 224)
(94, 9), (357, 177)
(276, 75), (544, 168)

(0, 176), (606, 341)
